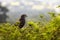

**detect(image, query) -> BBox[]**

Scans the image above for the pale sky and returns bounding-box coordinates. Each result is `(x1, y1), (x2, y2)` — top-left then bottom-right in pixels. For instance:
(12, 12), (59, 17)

(0, 0), (60, 23)
(0, 0), (60, 13)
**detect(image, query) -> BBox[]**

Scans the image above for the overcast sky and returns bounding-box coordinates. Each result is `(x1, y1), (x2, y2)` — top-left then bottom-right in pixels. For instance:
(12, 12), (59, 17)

(0, 0), (60, 12)
(0, 0), (60, 23)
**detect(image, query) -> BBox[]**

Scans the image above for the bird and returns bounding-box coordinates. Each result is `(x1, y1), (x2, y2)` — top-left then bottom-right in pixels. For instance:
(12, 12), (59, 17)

(19, 14), (27, 28)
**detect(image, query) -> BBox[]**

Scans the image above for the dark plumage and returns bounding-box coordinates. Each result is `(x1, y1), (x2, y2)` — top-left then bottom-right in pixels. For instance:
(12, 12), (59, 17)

(19, 14), (27, 28)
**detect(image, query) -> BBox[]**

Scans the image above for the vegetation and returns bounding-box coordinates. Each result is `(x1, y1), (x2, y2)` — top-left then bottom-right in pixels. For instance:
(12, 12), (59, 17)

(0, 13), (60, 40)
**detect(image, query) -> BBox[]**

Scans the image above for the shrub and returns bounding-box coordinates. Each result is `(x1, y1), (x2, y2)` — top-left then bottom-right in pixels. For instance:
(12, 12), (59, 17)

(0, 14), (60, 40)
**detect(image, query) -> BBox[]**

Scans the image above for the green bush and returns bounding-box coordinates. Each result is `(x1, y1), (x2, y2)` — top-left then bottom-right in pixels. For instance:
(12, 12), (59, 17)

(0, 14), (60, 40)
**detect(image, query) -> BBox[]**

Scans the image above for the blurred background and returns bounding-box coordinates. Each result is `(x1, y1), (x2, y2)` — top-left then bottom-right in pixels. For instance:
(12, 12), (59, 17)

(0, 0), (60, 23)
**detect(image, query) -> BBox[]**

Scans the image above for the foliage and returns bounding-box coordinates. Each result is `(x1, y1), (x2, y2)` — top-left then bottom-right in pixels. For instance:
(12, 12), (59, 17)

(0, 13), (60, 40)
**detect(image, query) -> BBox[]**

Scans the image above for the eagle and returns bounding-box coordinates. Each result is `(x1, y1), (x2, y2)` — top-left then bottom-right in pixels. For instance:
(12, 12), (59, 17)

(19, 14), (27, 28)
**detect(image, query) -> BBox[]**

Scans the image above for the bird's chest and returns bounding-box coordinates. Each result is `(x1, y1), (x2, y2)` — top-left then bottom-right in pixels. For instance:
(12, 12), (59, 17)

(20, 19), (25, 23)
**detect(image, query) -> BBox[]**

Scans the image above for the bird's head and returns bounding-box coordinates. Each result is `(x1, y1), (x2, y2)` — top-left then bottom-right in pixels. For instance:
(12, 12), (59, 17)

(21, 14), (27, 18)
